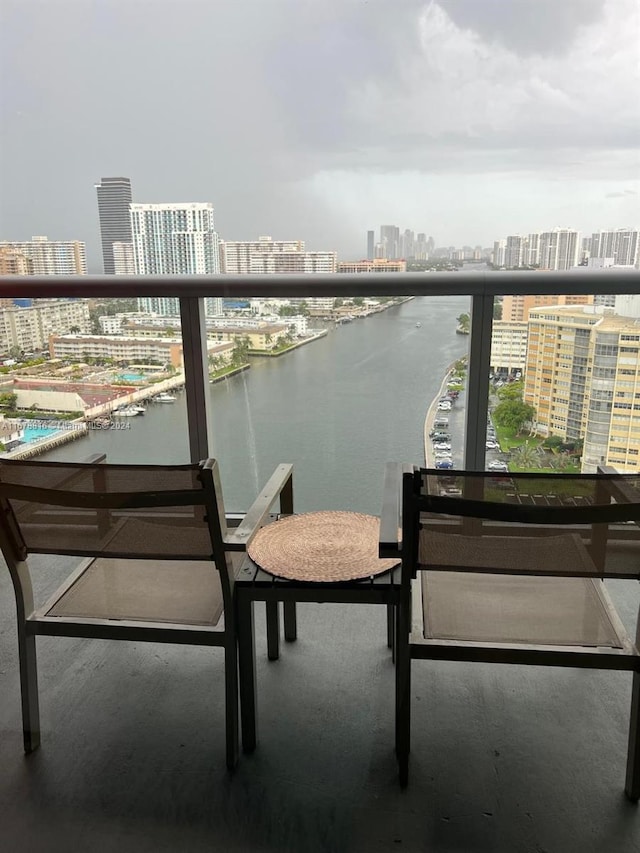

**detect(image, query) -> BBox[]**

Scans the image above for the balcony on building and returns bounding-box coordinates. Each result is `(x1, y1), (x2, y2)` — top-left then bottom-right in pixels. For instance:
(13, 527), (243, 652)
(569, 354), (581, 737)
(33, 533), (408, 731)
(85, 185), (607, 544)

(0, 268), (639, 852)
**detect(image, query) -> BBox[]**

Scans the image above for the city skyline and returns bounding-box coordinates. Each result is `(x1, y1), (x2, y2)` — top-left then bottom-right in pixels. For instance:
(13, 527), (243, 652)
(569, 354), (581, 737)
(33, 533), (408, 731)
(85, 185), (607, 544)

(1, 1), (638, 271)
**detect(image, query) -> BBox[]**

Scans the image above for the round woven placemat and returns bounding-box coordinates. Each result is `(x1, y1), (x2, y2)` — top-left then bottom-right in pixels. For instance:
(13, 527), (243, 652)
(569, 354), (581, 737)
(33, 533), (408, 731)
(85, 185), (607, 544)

(247, 511), (400, 582)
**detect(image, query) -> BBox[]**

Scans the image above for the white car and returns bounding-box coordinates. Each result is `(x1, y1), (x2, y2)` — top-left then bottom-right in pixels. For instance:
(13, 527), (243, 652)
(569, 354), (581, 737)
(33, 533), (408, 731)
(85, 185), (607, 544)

(434, 451), (453, 459)
(487, 460), (509, 472)
(434, 442), (452, 450)
(437, 402), (452, 411)
(485, 440), (500, 450)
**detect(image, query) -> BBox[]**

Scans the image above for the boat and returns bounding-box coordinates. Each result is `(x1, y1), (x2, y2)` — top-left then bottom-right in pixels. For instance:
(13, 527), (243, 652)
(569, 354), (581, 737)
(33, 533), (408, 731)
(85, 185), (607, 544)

(416, 322), (422, 328)
(131, 404), (146, 415)
(154, 393), (177, 403)
(113, 406), (140, 417)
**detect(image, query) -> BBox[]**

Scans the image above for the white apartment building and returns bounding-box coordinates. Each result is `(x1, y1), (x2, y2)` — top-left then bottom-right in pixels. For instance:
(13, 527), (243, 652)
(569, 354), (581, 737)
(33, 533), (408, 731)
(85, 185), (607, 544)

(539, 228), (580, 270)
(49, 333), (232, 369)
(0, 236), (87, 275)
(587, 229), (640, 267)
(0, 299), (91, 355)
(221, 236), (336, 274)
(490, 321), (528, 375)
(337, 259), (407, 273)
(112, 241), (135, 275)
(130, 202), (222, 318)
(492, 240), (506, 267)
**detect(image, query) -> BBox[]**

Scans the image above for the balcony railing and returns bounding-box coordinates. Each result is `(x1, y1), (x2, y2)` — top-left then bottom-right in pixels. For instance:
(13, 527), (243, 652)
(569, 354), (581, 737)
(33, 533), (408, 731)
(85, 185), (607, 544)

(1, 269), (639, 469)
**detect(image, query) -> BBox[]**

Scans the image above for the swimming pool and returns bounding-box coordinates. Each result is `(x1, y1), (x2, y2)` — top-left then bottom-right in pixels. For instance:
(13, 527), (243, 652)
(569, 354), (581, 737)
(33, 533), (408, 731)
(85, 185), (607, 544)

(118, 373), (146, 382)
(22, 425), (62, 443)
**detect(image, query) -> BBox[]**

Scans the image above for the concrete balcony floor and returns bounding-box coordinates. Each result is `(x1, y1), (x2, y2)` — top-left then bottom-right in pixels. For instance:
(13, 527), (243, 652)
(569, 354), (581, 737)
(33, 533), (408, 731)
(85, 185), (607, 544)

(1, 550), (639, 853)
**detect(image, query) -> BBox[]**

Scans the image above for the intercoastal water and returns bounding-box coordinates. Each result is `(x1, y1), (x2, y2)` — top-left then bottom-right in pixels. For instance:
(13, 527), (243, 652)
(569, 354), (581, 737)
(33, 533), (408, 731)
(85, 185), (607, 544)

(41, 296), (470, 514)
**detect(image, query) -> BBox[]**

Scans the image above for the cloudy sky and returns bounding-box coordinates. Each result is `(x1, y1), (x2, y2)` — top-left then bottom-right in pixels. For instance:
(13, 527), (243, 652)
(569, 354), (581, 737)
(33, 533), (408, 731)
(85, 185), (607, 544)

(1, 0), (638, 270)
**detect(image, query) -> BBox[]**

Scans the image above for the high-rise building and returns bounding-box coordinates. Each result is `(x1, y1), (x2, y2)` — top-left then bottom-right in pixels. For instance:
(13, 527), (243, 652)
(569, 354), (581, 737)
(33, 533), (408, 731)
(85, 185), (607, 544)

(0, 247), (31, 275)
(95, 177), (133, 274)
(380, 225), (400, 259)
(112, 241), (135, 275)
(504, 235), (525, 268)
(366, 230), (374, 261)
(0, 237), (87, 275)
(130, 202), (222, 317)
(490, 321), (528, 376)
(492, 240), (506, 267)
(502, 293), (593, 323)
(0, 299), (90, 355)
(539, 228), (580, 270)
(524, 305), (640, 472)
(220, 236), (336, 275)
(588, 229), (639, 267)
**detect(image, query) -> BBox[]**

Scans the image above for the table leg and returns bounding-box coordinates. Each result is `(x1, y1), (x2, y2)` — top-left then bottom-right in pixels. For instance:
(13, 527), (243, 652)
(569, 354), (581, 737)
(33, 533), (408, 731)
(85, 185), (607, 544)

(283, 601), (297, 642)
(266, 600), (280, 661)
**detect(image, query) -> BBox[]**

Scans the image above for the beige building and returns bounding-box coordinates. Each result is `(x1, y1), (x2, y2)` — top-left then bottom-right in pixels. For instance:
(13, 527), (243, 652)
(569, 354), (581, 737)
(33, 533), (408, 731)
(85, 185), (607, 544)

(0, 299), (91, 356)
(502, 293), (593, 323)
(0, 237), (87, 275)
(49, 334), (233, 369)
(337, 259), (407, 273)
(208, 324), (289, 351)
(525, 305), (640, 472)
(0, 247), (32, 275)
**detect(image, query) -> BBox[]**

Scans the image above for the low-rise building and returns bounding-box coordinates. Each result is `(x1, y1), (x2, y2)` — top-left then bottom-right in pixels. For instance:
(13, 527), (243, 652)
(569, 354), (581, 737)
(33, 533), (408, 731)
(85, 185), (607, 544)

(208, 324), (289, 351)
(337, 259), (407, 273)
(49, 334), (233, 369)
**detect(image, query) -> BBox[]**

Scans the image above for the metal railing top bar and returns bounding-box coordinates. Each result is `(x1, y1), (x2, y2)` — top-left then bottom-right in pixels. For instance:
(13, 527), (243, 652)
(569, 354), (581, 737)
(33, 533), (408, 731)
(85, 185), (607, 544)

(0, 269), (638, 300)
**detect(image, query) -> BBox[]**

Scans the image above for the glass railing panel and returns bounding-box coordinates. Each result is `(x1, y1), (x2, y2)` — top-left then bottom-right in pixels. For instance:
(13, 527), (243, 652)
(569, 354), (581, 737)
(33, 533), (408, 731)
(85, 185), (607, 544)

(205, 293), (471, 515)
(0, 295), (190, 465)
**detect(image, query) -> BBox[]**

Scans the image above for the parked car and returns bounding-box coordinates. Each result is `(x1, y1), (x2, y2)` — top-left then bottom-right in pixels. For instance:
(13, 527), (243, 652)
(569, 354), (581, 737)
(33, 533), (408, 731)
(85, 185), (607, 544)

(485, 440), (500, 450)
(437, 402), (452, 411)
(435, 459), (454, 469)
(487, 460), (509, 472)
(434, 451), (453, 460)
(434, 442), (452, 451)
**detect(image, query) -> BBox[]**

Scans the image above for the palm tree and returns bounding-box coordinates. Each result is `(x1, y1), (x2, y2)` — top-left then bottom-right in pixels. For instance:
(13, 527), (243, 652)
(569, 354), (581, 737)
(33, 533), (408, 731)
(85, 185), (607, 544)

(510, 442), (543, 470)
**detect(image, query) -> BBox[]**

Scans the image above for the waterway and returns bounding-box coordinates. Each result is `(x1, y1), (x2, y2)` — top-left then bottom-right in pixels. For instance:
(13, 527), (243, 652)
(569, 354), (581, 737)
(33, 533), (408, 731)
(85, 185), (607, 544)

(41, 296), (470, 514)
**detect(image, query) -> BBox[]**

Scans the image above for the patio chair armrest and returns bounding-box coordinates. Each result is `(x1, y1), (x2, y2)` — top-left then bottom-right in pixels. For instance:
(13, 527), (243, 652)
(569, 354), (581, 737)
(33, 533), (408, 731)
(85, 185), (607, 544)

(379, 462), (409, 558)
(83, 453), (107, 464)
(224, 463), (293, 549)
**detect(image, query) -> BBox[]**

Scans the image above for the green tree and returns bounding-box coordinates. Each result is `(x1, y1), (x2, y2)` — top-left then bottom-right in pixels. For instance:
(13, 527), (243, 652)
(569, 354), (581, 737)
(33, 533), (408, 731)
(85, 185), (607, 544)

(0, 392), (17, 409)
(510, 442), (544, 469)
(496, 380), (524, 401)
(232, 335), (250, 365)
(456, 313), (470, 333)
(493, 399), (536, 434)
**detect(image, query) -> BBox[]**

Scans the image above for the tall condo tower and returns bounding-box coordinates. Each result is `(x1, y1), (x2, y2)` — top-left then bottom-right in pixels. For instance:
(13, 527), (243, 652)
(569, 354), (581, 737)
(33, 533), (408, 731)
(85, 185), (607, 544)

(95, 177), (133, 274)
(366, 230), (375, 260)
(130, 202), (221, 316)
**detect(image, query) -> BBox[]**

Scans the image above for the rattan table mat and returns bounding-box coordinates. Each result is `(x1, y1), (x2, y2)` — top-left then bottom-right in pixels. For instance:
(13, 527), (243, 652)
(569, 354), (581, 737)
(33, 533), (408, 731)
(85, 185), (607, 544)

(247, 511), (400, 582)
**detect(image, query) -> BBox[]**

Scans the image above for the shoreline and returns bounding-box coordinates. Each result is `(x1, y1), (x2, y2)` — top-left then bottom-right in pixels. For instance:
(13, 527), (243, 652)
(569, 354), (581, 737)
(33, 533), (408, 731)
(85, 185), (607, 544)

(423, 360), (465, 467)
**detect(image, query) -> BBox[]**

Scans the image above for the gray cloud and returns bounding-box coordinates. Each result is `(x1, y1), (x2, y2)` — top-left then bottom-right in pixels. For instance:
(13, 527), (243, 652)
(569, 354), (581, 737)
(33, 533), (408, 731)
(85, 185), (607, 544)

(0, 0), (638, 264)
(441, 0), (606, 55)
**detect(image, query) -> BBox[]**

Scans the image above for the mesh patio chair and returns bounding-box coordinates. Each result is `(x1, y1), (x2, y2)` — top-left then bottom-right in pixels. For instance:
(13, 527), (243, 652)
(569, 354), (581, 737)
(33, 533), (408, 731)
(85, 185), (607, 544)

(0, 456), (293, 770)
(384, 465), (640, 798)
